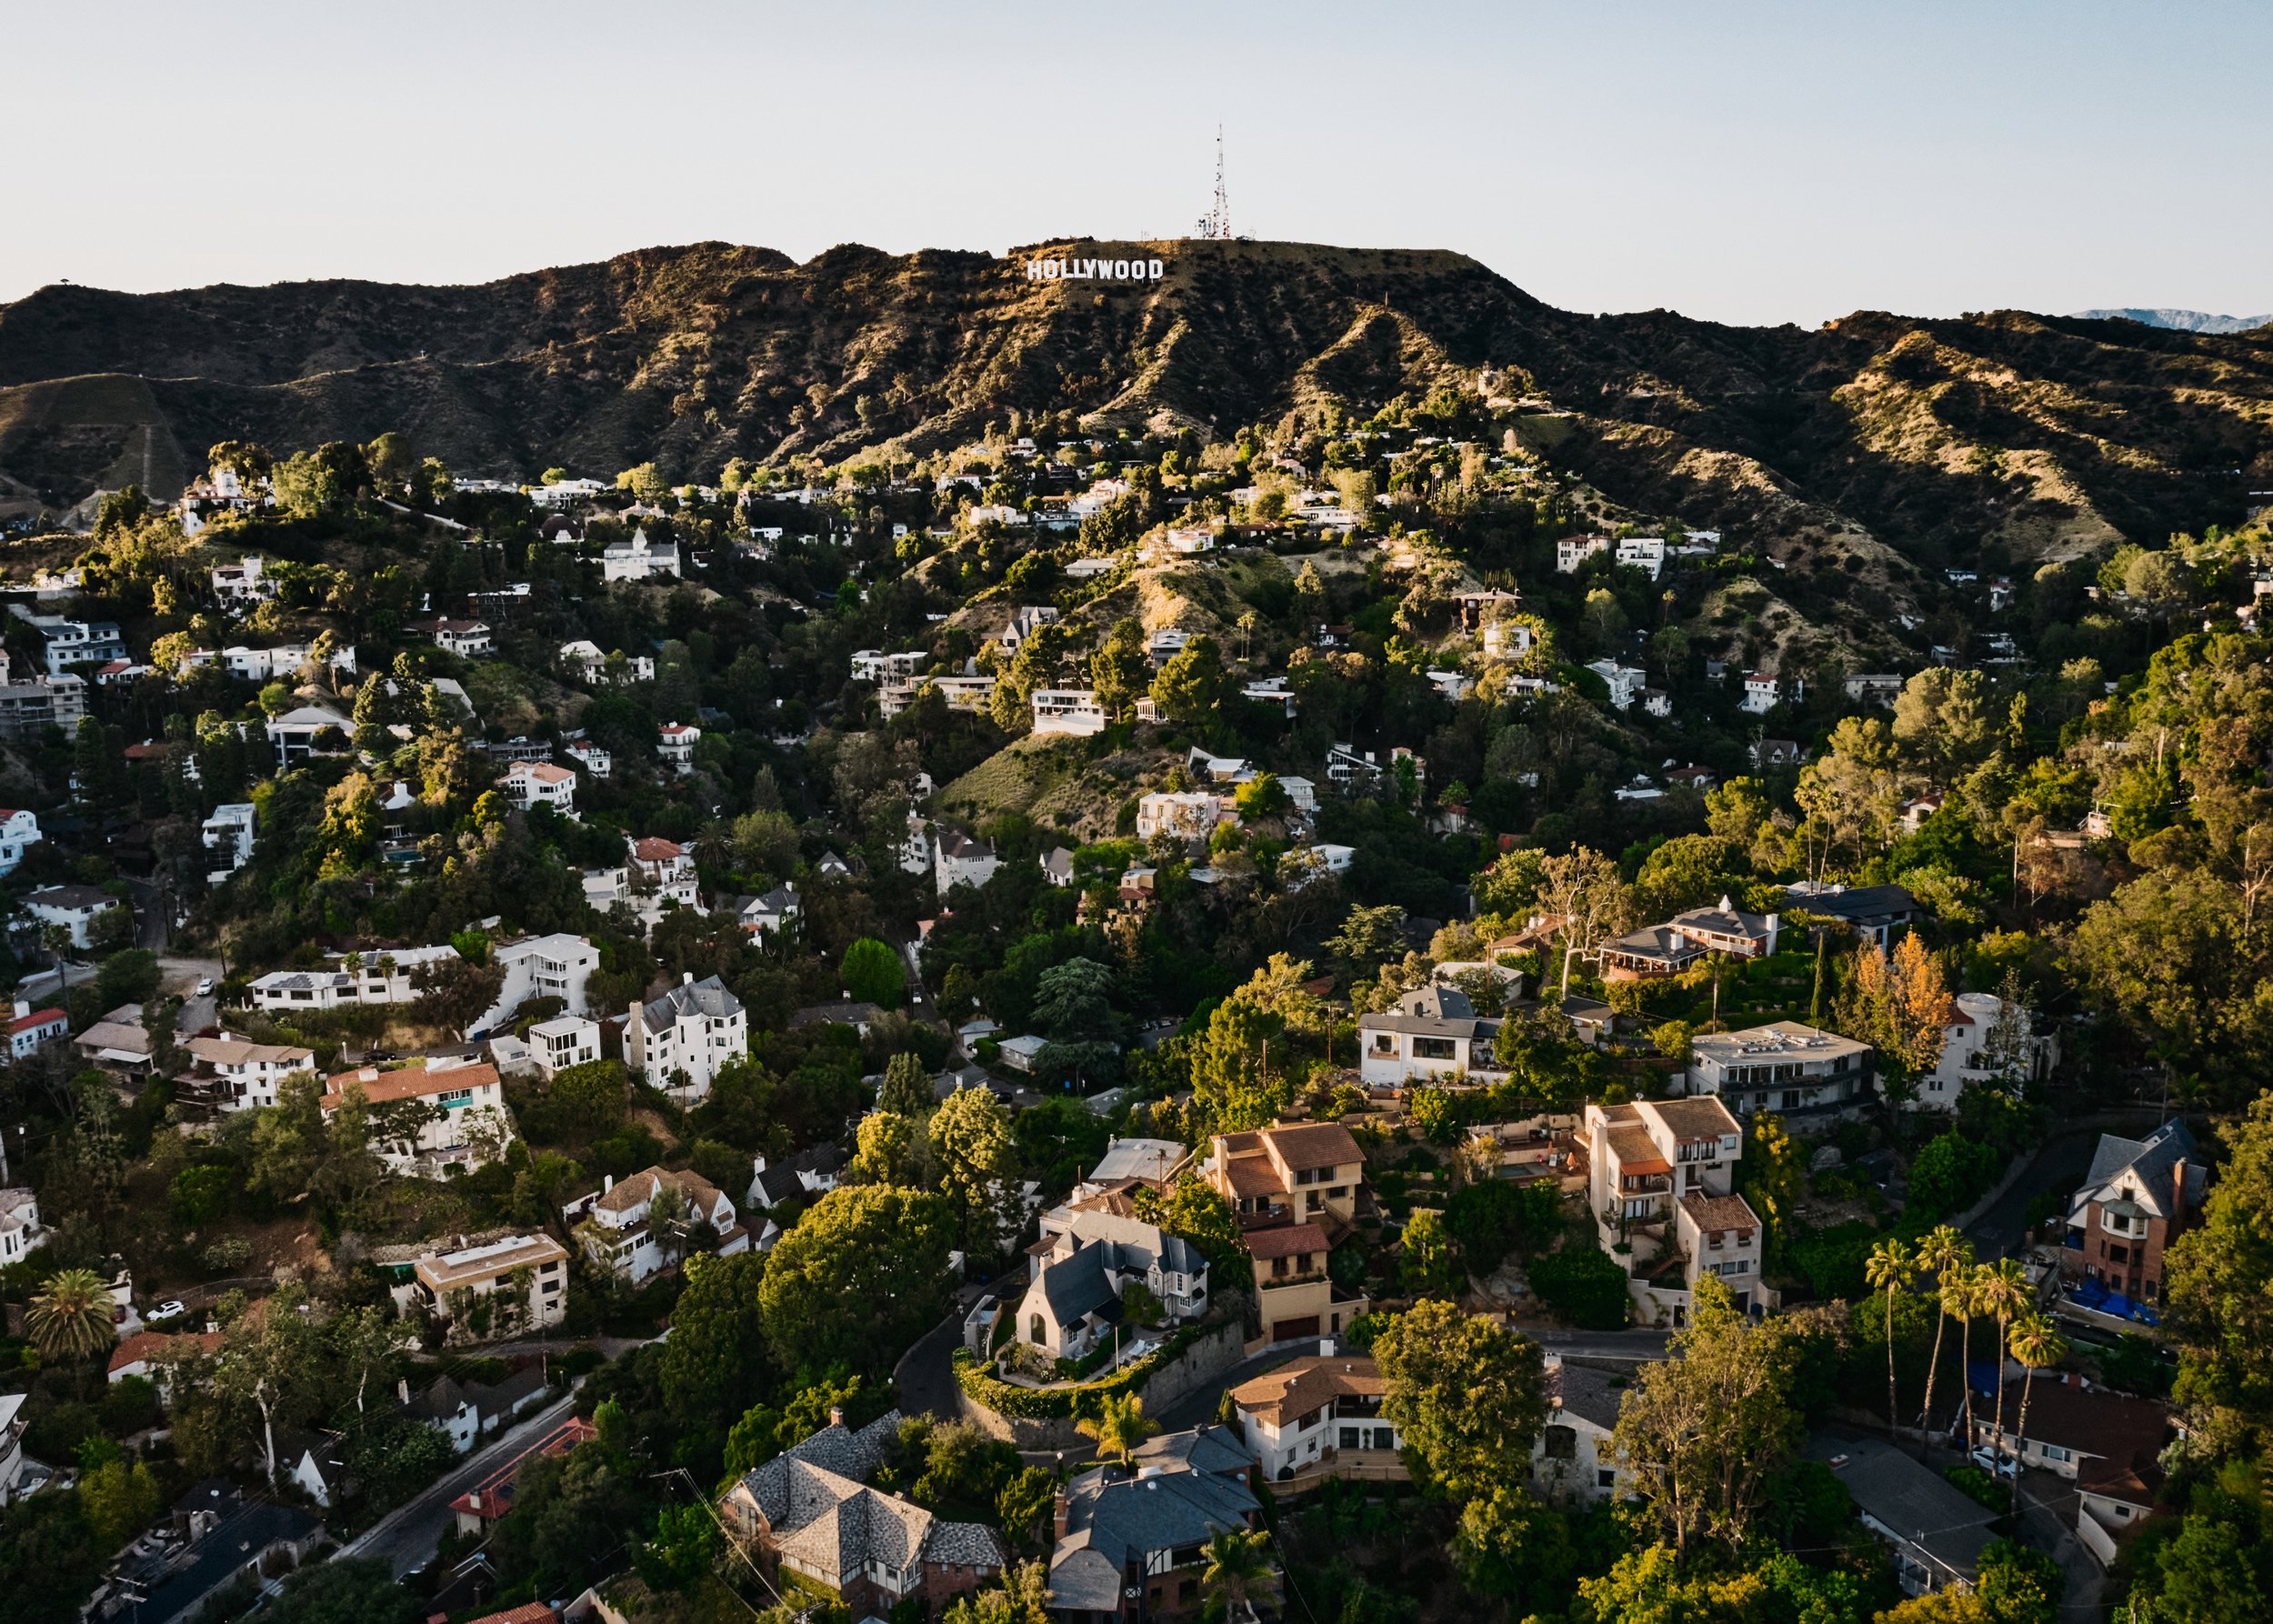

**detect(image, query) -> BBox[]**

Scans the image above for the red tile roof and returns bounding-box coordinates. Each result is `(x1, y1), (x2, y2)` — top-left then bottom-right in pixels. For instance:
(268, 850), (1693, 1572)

(9, 1007), (65, 1035)
(1246, 1222), (1330, 1259)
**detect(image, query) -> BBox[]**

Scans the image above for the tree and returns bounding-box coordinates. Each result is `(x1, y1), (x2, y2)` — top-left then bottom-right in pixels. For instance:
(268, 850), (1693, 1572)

(258, 1558), (421, 1624)
(759, 1185), (956, 1372)
(25, 1268), (115, 1361)
(877, 1052), (934, 1118)
(1866, 1238), (1916, 1437)
(2167, 1091), (2273, 1438)
(1977, 1258), (2033, 1470)
(1915, 1225), (1974, 1458)
(930, 1085), (1023, 1258)
(1399, 1209), (1459, 1298)
(1611, 1280), (1817, 1556)
(1032, 957), (1120, 1086)
(1090, 620), (1149, 720)
(943, 1561), (1056, 1624)
(410, 954), (506, 1036)
(1130, 1171), (1246, 1271)
(1201, 1529), (1279, 1617)
(1328, 904), (1407, 979)
(1444, 1179), (1563, 1274)
(851, 1109), (928, 1187)
(1535, 847), (1631, 996)
(79, 1458), (164, 1551)
(1077, 1391), (1158, 1466)
(214, 1285), (322, 1486)
(1149, 635), (1227, 727)
(1528, 1247), (1632, 1330)
(2007, 1313), (2066, 1511)
(1371, 1300), (1547, 1500)
(662, 1251), (771, 1432)
(839, 937), (904, 1008)
(1840, 932), (1956, 1098)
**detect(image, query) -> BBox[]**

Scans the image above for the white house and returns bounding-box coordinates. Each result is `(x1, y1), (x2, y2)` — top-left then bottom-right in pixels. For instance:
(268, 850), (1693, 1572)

(0, 1188), (46, 1268)
(1015, 1212), (1209, 1361)
(1534, 1357), (1628, 1503)
(566, 1166), (751, 1286)
(1231, 1350), (1403, 1486)
(1242, 677), (1298, 718)
(935, 828), (1001, 899)
(502, 761), (577, 814)
(6, 1001), (67, 1060)
(565, 739), (612, 778)
(1913, 992), (2050, 1111)
(1585, 1095), (1764, 1323)
(1556, 536), (1610, 573)
(1357, 985), (1500, 1088)
(657, 722), (700, 775)
(1147, 627), (1190, 667)
(1689, 1024), (1874, 1117)
(1481, 619), (1535, 660)
(0, 808), (42, 877)
(211, 555), (276, 607)
(532, 476), (608, 506)
(248, 944), (458, 1012)
(409, 1232), (569, 1335)
(560, 641), (656, 684)
(474, 933), (602, 1035)
(266, 705), (354, 769)
(202, 803), (256, 885)
(851, 649), (929, 684)
(529, 1015), (602, 1078)
(22, 884), (123, 949)
(321, 1059), (514, 1176)
(602, 527), (681, 581)
(996, 606), (1060, 656)
(426, 619), (494, 657)
(1031, 688), (1107, 737)
(1586, 659), (1647, 711)
(179, 1034), (317, 1112)
(1615, 536), (1667, 580)
(734, 885), (801, 937)
(1740, 673), (1781, 715)
(626, 973), (748, 1103)
(1135, 791), (1235, 843)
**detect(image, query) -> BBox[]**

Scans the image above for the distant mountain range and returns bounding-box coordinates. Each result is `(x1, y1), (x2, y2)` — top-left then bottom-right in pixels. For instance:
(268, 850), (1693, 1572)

(2071, 307), (2271, 336)
(1, 242), (2268, 601)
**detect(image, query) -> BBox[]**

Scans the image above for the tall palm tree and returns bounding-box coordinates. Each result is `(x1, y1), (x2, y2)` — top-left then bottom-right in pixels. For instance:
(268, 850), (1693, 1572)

(1078, 1391), (1159, 1468)
(1915, 1226), (1973, 1458)
(1865, 1238), (1915, 1440)
(1978, 1258), (2033, 1472)
(26, 1267), (115, 1361)
(1947, 1263), (1987, 1456)
(2008, 1313), (2068, 1513)
(1202, 1528), (1279, 1621)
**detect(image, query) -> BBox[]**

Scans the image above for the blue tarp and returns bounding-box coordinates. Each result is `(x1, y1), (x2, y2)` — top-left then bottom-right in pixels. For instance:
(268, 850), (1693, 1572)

(2065, 1280), (2161, 1325)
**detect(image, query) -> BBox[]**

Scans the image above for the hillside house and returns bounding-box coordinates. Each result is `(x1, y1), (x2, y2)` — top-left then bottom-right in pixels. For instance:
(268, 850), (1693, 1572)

(1135, 791), (1235, 843)
(602, 528), (681, 581)
(201, 803), (255, 884)
(1534, 1357), (1627, 1503)
(321, 1059), (513, 1176)
(22, 884), (124, 949)
(1914, 991), (2052, 1111)
(1357, 985), (1501, 1087)
(1032, 687), (1108, 736)
(265, 704), (354, 768)
(566, 1166), (751, 1285)
(248, 944), (457, 1012)
(1015, 1210), (1208, 1360)
(656, 722), (700, 775)
(2059, 1119), (2207, 1306)
(1689, 1024), (1873, 1116)
(1047, 1429), (1260, 1623)
(1599, 896), (1780, 979)
(6, 1001), (67, 1059)
(1585, 1096), (1762, 1323)
(733, 884), (802, 936)
(528, 1015), (601, 1078)
(175, 1035), (316, 1115)
(501, 760), (576, 813)
(935, 827), (1001, 898)
(1232, 1350), (1404, 1488)
(627, 973), (748, 1103)
(409, 1232), (569, 1338)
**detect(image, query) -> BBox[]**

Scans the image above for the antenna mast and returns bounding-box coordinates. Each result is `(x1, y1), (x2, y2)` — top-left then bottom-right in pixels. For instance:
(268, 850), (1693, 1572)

(1196, 125), (1231, 239)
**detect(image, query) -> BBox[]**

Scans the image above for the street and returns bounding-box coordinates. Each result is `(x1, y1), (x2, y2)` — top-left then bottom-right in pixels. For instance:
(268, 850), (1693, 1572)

(336, 1391), (576, 1578)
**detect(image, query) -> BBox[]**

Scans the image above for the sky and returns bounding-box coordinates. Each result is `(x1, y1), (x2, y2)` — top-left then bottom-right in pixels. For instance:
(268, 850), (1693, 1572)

(7, 0), (2269, 327)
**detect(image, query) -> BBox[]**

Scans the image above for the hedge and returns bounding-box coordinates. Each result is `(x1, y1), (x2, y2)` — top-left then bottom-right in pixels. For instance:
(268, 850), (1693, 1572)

(953, 1324), (1211, 1420)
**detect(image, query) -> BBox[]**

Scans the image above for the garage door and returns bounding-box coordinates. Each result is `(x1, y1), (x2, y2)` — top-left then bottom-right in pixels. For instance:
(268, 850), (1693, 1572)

(1272, 1316), (1320, 1341)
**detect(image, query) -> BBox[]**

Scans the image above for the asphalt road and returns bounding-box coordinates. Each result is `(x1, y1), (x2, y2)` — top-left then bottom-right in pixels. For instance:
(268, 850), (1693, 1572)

(337, 1391), (576, 1577)
(1963, 1122), (2132, 1261)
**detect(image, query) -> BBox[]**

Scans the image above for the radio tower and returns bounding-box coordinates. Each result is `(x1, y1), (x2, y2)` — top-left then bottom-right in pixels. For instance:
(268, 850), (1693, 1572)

(1195, 125), (1230, 239)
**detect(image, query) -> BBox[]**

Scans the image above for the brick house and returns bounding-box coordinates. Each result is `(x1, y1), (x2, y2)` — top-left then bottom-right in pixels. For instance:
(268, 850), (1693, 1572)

(2060, 1119), (2207, 1306)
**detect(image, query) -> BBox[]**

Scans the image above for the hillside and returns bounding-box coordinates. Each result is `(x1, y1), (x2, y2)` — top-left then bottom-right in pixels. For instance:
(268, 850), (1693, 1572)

(4, 239), (2271, 576)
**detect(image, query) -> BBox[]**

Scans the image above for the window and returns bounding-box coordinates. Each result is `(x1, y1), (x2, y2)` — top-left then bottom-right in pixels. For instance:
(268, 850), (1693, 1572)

(1340, 1427), (1360, 1449)
(1543, 1426), (1577, 1460)
(1413, 1037), (1457, 1061)
(1598, 1469), (1617, 1489)
(1030, 1314), (1046, 1344)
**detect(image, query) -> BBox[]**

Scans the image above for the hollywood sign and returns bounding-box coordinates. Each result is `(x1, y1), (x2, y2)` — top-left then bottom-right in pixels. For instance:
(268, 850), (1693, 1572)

(1025, 256), (1166, 282)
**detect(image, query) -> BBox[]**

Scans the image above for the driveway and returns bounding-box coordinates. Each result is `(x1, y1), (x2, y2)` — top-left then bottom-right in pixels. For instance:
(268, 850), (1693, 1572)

(159, 954), (225, 1031)
(125, 877), (168, 951)
(336, 1391), (576, 1577)
(1964, 1128), (2108, 1261)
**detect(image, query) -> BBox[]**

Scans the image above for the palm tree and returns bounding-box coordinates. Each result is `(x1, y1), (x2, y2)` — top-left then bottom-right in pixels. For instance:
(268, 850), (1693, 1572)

(2008, 1313), (2068, 1512)
(1202, 1528), (1279, 1621)
(1915, 1226), (1973, 1458)
(1947, 1264), (1987, 1455)
(1978, 1258), (2033, 1473)
(1865, 1237), (1915, 1440)
(26, 1267), (116, 1360)
(1078, 1391), (1158, 1468)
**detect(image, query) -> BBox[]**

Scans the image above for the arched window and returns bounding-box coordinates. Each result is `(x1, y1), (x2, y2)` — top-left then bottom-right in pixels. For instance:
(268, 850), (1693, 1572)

(1031, 1314), (1046, 1346)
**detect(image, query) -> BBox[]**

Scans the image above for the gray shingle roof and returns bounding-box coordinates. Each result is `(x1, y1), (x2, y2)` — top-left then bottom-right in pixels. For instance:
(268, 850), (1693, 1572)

(642, 974), (743, 1032)
(2075, 1119), (2202, 1219)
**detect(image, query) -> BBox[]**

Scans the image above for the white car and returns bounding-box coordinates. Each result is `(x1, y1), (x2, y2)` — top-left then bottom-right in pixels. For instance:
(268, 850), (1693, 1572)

(146, 1299), (187, 1323)
(1969, 1447), (2018, 1479)
(195, 978), (214, 997)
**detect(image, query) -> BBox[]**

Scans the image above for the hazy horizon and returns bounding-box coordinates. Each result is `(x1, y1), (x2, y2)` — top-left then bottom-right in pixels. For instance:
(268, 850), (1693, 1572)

(7, 0), (2268, 328)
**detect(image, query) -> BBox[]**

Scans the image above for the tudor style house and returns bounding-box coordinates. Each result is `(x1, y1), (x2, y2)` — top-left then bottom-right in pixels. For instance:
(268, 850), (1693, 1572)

(565, 1166), (752, 1285)
(1048, 1428), (1261, 1623)
(1687, 1023), (1874, 1116)
(2060, 1119), (2207, 1307)
(1357, 984), (1500, 1087)
(1585, 1096), (1764, 1325)
(722, 1411), (1006, 1613)
(1013, 1209), (1208, 1361)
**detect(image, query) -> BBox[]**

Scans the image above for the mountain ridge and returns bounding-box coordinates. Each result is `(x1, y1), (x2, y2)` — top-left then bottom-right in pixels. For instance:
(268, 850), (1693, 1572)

(3, 239), (2269, 577)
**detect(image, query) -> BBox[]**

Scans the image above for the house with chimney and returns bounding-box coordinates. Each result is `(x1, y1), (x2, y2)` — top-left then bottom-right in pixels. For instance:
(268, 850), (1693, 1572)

(1013, 1209), (1209, 1361)
(1357, 985), (1501, 1088)
(1230, 1349), (1404, 1489)
(2059, 1119), (2207, 1308)
(320, 1058), (513, 1176)
(1599, 896), (1780, 979)
(1046, 1427), (1261, 1623)
(626, 974), (748, 1103)
(722, 1410), (1006, 1613)
(565, 1166), (753, 1285)
(1533, 1356), (1627, 1503)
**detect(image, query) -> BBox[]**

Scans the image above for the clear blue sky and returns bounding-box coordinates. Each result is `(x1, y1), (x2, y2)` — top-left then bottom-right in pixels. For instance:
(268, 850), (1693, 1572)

(8, 0), (2268, 327)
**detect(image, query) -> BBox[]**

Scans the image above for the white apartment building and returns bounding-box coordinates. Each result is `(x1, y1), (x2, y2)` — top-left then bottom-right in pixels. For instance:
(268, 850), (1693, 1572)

(248, 944), (459, 1012)
(0, 808), (43, 877)
(472, 933), (602, 1036)
(1135, 791), (1235, 843)
(202, 803), (256, 885)
(1689, 1024), (1874, 1116)
(529, 1015), (602, 1078)
(1031, 688), (1107, 737)
(657, 722), (700, 775)
(1586, 660), (1647, 712)
(627, 973), (749, 1103)
(502, 760), (577, 814)
(410, 1232), (569, 1334)
(322, 1059), (514, 1175)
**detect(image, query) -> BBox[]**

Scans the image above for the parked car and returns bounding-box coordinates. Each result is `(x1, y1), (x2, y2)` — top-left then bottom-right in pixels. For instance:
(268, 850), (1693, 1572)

(195, 977), (214, 996)
(1969, 1447), (2018, 1479)
(146, 1299), (187, 1323)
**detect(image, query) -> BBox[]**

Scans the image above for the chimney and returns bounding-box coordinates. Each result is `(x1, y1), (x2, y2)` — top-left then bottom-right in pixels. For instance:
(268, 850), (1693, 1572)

(2171, 1158), (2189, 1228)
(1053, 1488), (1073, 1541)
(683, 971), (695, 986)
(398, 1376), (411, 1407)
(603, 1174), (614, 1193)
(10, 999), (24, 1019)
(828, 1406), (844, 1428)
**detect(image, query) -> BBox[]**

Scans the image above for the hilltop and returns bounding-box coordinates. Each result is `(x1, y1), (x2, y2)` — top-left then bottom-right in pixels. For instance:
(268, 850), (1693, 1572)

(2, 238), (2270, 581)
